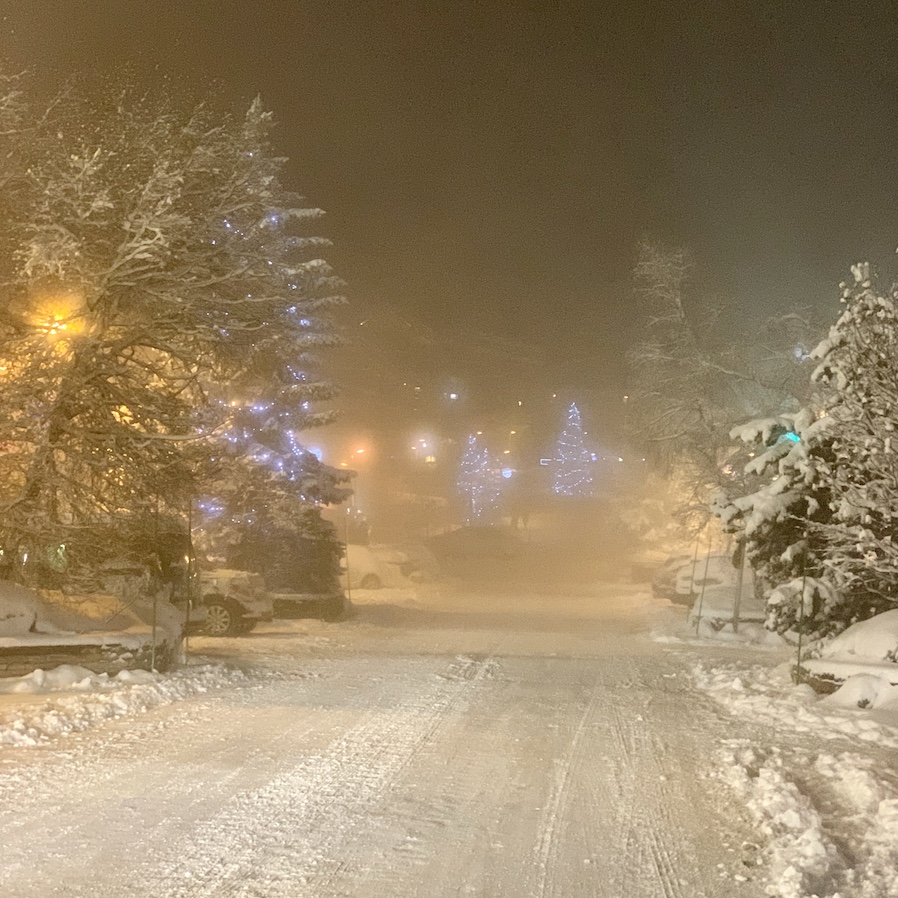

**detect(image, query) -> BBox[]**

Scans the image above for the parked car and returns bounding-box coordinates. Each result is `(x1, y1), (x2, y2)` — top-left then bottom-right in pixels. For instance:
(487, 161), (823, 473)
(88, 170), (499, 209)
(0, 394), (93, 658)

(97, 531), (209, 636)
(230, 529), (350, 622)
(426, 526), (521, 561)
(650, 553), (693, 601)
(152, 528), (208, 635)
(198, 569), (274, 636)
(673, 553), (754, 607)
(687, 582), (767, 633)
(342, 543), (426, 590)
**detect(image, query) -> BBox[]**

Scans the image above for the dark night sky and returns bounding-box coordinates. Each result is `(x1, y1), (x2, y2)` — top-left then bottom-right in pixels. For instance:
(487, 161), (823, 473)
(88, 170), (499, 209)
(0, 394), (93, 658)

(2, 1), (898, 426)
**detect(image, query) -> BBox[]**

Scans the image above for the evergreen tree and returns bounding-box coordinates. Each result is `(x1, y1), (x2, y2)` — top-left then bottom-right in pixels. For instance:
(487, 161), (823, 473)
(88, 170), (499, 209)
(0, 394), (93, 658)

(552, 403), (595, 498)
(188, 99), (350, 578)
(714, 410), (836, 636)
(457, 434), (500, 524)
(719, 264), (898, 638)
(811, 265), (898, 616)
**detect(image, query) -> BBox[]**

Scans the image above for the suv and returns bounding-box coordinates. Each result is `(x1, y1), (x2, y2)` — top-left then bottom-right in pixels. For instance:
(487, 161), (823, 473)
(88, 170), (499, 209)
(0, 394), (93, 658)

(227, 526), (350, 622)
(199, 569), (273, 636)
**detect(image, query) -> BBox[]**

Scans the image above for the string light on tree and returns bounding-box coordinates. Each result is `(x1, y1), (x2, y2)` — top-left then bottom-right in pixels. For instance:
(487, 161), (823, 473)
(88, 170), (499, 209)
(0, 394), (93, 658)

(552, 402), (596, 498)
(457, 433), (501, 524)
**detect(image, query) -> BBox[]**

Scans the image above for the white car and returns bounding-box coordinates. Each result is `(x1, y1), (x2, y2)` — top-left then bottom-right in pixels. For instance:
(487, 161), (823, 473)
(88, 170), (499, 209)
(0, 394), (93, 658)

(687, 583), (767, 631)
(342, 544), (422, 591)
(674, 553), (755, 606)
(199, 569), (274, 636)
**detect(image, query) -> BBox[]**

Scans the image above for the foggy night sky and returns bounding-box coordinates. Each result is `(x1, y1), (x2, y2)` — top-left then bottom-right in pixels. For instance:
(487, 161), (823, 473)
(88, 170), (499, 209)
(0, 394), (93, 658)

(2, 1), (898, 423)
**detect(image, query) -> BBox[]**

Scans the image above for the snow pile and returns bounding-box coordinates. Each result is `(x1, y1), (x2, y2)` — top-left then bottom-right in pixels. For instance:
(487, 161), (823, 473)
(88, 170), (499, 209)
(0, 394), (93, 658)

(682, 608), (898, 682)
(718, 742), (840, 898)
(819, 610), (898, 661)
(0, 662), (245, 747)
(0, 663), (155, 694)
(698, 660), (898, 896)
(822, 674), (898, 712)
(800, 610), (898, 689)
(720, 742), (898, 898)
(693, 662), (898, 747)
(0, 582), (40, 636)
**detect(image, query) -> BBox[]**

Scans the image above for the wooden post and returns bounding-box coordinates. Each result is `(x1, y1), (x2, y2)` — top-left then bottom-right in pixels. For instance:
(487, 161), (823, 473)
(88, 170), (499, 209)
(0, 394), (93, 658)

(732, 539), (746, 634)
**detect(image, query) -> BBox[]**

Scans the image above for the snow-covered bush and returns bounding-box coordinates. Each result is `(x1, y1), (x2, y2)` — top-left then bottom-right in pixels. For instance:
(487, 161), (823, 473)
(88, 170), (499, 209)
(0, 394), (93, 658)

(766, 577), (840, 639)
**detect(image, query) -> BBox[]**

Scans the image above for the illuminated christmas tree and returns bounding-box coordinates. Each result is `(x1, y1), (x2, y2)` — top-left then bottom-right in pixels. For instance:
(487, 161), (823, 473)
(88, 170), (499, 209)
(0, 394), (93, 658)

(188, 100), (351, 587)
(457, 434), (501, 524)
(552, 403), (595, 498)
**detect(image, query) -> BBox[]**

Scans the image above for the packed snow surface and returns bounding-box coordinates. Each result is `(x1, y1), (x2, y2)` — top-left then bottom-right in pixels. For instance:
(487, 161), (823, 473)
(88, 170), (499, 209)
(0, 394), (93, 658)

(2, 585), (898, 896)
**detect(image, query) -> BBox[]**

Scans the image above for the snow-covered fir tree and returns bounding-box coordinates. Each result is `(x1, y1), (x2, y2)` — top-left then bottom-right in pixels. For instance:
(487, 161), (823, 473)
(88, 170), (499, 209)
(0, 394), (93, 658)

(552, 403), (595, 498)
(811, 265), (898, 616)
(188, 100), (350, 581)
(714, 410), (836, 636)
(457, 434), (500, 524)
(719, 264), (898, 638)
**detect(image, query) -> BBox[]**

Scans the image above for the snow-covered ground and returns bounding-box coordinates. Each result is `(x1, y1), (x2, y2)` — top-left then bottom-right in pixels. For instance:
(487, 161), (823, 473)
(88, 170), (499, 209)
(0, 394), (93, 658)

(2, 583), (898, 897)
(0, 662), (247, 746)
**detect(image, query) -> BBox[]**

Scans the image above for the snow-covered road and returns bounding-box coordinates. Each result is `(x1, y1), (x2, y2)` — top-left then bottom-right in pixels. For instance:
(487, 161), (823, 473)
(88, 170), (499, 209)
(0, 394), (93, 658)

(1, 585), (778, 897)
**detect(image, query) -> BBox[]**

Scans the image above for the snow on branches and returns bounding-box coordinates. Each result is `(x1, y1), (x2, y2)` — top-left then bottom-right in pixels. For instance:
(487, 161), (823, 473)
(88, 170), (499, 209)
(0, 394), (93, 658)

(719, 265), (898, 638)
(0, 81), (345, 581)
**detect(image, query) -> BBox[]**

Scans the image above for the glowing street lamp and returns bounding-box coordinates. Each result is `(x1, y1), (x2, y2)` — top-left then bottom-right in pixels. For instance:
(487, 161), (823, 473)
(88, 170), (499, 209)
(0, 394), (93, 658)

(31, 290), (85, 345)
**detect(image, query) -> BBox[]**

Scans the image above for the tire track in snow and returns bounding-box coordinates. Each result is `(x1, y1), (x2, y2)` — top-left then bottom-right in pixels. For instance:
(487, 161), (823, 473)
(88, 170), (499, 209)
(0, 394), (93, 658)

(119, 654), (496, 898)
(529, 676), (603, 898)
(599, 660), (697, 898)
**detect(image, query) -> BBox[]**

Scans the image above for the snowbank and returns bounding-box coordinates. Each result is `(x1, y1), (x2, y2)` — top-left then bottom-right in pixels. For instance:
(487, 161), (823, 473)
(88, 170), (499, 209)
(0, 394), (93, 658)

(0, 581), (186, 677)
(693, 660), (898, 747)
(801, 610), (898, 692)
(718, 741), (898, 898)
(695, 658), (898, 897)
(0, 661), (245, 746)
(718, 742), (841, 898)
(822, 674), (898, 712)
(817, 609), (898, 662)
(0, 581), (41, 636)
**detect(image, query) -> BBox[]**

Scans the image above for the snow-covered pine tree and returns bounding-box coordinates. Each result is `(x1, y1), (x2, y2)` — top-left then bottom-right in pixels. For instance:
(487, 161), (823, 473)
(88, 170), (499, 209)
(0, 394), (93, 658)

(457, 434), (500, 524)
(810, 264), (898, 619)
(188, 99), (350, 585)
(719, 264), (898, 638)
(552, 403), (595, 498)
(714, 410), (836, 636)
